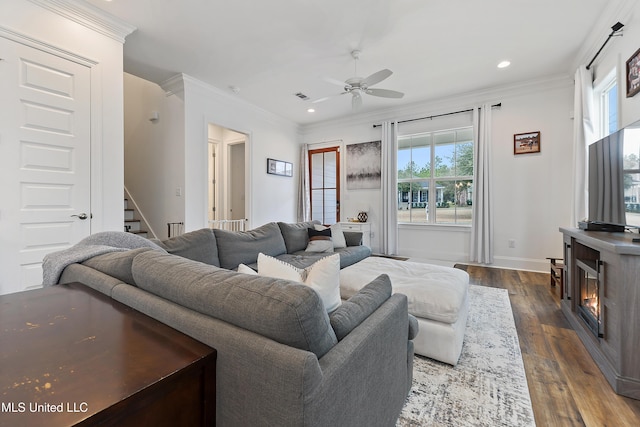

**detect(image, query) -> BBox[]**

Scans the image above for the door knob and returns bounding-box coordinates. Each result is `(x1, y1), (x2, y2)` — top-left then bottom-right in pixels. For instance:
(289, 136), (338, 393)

(71, 213), (88, 220)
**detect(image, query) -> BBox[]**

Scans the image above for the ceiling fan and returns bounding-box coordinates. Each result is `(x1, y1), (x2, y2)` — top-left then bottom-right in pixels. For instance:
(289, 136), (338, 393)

(313, 50), (404, 109)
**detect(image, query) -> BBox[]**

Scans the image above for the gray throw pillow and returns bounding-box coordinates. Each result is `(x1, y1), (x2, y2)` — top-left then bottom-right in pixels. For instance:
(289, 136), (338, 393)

(329, 274), (392, 340)
(158, 228), (220, 267)
(214, 222), (287, 270)
(278, 221), (319, 253)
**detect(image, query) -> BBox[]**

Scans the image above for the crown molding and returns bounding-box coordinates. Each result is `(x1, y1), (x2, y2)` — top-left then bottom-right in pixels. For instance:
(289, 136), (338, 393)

(159, 73), (186, 98)
(28, 0), (136, 43)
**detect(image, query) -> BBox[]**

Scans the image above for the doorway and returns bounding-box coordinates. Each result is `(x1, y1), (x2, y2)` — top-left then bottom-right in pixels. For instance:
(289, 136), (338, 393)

(208, 124), (247, 229)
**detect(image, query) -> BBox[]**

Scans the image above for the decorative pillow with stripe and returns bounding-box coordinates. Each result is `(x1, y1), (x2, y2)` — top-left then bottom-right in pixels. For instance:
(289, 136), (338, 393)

(306, 227), (333, 253)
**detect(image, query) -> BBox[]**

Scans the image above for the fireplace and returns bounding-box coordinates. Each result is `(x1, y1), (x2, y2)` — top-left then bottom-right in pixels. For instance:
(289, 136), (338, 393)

(576, 259), (603, 338)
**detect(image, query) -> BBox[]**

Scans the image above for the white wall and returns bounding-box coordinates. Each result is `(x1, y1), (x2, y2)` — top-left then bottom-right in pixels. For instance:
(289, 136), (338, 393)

(179, 75), (300, 231)
(301, 77), (575, 271)
(1, 0), (132, 233)
(123, 74), (301, 235)
(124, 73), (185, 239)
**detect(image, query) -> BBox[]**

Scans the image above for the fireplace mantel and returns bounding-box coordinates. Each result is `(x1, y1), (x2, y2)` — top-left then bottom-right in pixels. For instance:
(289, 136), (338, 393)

(560, 227), (640, 400)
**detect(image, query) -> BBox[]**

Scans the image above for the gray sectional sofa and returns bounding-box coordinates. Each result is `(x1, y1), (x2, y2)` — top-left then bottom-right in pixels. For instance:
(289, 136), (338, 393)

(47, 221), (417, 427)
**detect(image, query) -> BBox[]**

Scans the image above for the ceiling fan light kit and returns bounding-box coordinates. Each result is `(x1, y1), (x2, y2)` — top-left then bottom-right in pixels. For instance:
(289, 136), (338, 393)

(314, 50), (404, 110)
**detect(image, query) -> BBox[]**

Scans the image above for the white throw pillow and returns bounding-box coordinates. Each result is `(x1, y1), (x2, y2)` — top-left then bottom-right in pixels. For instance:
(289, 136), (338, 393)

(237, 264), (258, 275)
(257, 253), (342, 312)
(315, 223), (346, 249)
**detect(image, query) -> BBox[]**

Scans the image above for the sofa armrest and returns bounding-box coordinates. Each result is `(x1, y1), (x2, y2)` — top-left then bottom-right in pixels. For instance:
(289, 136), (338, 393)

(329, 274), (391, 340)
(310, 293), (412, 426)
(343, 231), (363, 246)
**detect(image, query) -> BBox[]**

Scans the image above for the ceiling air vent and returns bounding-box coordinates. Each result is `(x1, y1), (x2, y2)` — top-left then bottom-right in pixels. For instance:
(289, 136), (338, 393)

(294, 92), (310, 101)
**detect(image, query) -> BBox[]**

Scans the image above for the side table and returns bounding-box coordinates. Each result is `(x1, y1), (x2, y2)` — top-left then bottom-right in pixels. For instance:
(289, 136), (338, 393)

(0, 282), (216, 427)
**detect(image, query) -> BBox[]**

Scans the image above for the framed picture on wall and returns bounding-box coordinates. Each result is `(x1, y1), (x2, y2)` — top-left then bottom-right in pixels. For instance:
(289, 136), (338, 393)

(267, 158), (293, 177)
(346, 140), (382, 189)
(626, 47), (640, 98)
(513, 131), (541, 155)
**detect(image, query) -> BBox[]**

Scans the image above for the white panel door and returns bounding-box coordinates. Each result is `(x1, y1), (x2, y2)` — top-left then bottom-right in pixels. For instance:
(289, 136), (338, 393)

(0, 37), (91, 295)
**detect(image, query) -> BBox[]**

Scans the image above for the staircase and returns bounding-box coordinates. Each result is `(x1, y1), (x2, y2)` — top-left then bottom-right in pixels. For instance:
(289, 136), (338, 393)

(124, 198), (149, 238)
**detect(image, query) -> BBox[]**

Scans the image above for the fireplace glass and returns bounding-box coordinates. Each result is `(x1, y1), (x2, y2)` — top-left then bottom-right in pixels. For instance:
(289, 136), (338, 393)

(577, 262), (602, 337)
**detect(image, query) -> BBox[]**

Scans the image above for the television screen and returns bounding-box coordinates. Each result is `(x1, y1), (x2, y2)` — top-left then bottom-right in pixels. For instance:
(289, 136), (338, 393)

(588, 120), (640, 228)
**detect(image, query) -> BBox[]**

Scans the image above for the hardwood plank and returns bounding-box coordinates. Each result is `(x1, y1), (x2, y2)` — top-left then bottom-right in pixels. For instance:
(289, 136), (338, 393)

(543, 324), (639, 426)
(456, 264), (640, 426)
(522, 352), (584, 426)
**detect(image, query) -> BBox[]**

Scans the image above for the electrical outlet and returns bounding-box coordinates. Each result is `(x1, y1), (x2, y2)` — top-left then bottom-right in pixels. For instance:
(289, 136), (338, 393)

(508, 239), (516, 248)
(175, 187), (182, 196)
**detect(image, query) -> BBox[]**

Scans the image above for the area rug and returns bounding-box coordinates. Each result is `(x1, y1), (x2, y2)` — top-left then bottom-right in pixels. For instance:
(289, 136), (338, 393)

(397, 285), (536, 427)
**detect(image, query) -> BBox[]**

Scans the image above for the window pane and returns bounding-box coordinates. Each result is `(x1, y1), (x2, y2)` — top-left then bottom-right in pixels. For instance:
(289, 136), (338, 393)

(624, 128), (640, 170)
(625, 172), (640, 227)
(434, 131), (455, 177)
(311, 189), (324, 222)
(397, 181), (429, 223)
(435, 180), (473, 224)
(324, 151), (337, 188)
(455, 140), (474, 176)
(324, 189), (337, 223)
(398, 135), (431, 179)
(311, 153), (323, 188)
(607, 83), (618, 134)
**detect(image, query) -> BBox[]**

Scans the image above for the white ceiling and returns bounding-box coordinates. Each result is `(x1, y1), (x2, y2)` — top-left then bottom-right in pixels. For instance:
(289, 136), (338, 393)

(86, 0), (623, 125)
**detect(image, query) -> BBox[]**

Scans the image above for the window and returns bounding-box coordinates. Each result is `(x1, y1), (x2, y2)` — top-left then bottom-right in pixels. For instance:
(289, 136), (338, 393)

(623, 127), (640, 227)
(309, 146), (340, 224)
(594, 69), (618, 138)
(397, 127), (474, 225)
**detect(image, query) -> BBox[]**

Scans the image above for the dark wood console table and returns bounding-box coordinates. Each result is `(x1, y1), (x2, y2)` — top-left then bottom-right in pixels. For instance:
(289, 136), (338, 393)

(0, 282), (216, 426)
(559, 228), (640, 400)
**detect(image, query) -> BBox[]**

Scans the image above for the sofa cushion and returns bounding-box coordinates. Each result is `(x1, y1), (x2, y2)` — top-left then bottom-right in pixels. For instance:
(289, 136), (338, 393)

(156, 228), (220, 267)
(257, 253), (342, 312)
(329, 274), (392, 340)
(305, 228), (334, 253)
(343, 231), (363, 247)
(214, 222), (287, 270)
(81, 247), (155, 285)
(277, 221), (318, 253)
(131, 250), (338, 358)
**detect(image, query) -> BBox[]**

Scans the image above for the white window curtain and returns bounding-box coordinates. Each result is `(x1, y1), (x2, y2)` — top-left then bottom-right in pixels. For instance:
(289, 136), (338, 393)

(381, 121), (398, 255)
(571, 66), (595, 226)
(297, 144), (311, 222)
(469, 104), (493, 264)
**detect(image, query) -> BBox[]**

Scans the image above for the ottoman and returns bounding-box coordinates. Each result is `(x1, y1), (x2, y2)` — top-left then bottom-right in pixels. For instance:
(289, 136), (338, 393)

(339, 257), (470, 365)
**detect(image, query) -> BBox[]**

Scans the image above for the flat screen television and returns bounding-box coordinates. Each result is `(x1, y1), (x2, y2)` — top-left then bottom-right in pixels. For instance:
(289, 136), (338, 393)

(587, 119), (640, 229)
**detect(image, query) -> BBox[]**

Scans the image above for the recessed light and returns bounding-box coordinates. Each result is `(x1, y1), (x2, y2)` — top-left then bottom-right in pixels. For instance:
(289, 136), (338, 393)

(497, 61), (511, 69)
(307, 108), (315, 113)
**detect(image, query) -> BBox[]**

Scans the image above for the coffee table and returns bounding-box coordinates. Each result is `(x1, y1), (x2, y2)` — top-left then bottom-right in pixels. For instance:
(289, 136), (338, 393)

(0, 282), (216, 426)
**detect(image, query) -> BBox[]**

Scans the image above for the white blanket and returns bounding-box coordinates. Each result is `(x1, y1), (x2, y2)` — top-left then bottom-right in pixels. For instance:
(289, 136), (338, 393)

(340, 257), (469, 323)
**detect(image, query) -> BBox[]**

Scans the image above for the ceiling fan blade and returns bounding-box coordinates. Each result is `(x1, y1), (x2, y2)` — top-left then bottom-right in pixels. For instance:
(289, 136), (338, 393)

(311, 91), (348, 104)
(323, 76), (348, 87)
(362, 69), (392, 87)
(366, 88), (404, 98)
(352, 92), (363, 110)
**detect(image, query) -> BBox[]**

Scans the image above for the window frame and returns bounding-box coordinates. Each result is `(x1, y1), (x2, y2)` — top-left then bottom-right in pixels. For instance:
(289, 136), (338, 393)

(397, 126), (474, 226)
(308, 146), (340, 224)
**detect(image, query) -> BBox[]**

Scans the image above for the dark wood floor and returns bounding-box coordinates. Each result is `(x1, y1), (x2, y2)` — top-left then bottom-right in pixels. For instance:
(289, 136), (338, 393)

(455, 264), (640, 427)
